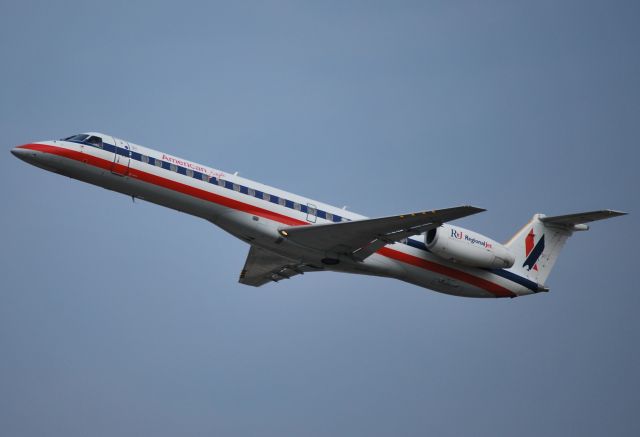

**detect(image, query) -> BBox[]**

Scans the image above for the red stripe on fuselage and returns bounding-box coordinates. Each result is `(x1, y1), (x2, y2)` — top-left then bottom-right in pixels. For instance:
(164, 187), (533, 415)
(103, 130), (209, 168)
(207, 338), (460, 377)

(378, 247), (516, 297)
(18, 143), (306, 226)
(18, 143), (517, 298)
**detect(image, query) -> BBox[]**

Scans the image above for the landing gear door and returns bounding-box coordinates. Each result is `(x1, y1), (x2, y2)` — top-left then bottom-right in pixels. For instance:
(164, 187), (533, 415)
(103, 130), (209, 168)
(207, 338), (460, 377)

(111, 139), (131, 176)
(306, 203), (317, 223)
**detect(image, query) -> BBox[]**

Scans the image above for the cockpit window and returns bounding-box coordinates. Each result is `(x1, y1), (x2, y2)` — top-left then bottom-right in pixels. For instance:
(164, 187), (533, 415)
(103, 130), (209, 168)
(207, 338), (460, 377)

(86, 136), (103, 148)
(62, 134), (103, 148)
(63, 134), (89, 142)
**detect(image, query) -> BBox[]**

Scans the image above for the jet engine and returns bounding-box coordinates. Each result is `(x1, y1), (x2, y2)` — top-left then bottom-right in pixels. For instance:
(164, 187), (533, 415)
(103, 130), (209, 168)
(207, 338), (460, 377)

(425, 224), (515, 269)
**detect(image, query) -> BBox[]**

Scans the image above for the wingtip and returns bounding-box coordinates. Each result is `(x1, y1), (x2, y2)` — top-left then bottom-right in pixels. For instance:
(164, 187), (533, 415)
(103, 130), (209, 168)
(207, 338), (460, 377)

(465, 205), (486, 213)
(604, 209), (628, 217)
(419, 205), (486, 216)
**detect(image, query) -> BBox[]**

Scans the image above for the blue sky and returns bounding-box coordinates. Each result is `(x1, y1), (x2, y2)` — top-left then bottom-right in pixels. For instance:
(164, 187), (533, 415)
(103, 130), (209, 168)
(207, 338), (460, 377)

(1, 1), (638, 436)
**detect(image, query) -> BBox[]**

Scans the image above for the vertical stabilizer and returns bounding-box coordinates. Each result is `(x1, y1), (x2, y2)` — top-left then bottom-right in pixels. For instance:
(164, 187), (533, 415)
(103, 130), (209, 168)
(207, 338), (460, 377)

(504, 210), (626, 285)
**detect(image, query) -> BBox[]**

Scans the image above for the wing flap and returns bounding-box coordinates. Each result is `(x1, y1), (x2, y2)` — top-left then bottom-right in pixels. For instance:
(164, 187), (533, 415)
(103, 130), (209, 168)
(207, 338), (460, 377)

(239, 246), (321, 287)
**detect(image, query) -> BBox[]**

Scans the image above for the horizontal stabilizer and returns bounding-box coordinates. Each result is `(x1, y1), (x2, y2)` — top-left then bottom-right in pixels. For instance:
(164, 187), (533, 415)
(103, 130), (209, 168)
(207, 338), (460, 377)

(540, 210), (627, 227)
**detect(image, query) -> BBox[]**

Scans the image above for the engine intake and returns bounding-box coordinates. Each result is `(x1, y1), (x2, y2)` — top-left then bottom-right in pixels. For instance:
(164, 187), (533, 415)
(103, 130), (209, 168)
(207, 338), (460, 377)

(425, 224), (515, 269)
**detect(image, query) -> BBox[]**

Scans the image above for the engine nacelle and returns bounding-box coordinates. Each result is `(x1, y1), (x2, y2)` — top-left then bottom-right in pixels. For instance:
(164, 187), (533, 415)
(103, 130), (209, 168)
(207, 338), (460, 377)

(425, 224), (515, 269)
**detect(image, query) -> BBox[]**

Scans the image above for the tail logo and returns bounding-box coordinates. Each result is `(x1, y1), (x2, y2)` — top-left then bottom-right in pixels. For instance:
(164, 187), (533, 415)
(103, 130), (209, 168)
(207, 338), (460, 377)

(523, 229), (545, 271)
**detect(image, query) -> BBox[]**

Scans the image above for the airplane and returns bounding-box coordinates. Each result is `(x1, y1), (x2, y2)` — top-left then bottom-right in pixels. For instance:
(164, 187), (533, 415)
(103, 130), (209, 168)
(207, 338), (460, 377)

(11, 133), (626, 298)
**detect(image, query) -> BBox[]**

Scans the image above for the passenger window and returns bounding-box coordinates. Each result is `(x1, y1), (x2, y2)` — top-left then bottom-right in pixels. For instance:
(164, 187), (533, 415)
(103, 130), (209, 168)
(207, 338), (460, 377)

(201, 173), (208, 181)
(248, 188), (256, 197)
(278, 198), (286, 206)
(218, 179), (225, 187)
(186, 169), (193, 178)
(170, 164), (177, 172)
(262, 192), (270, 200)
(155, 159), (162, 167)
(326, 212), (333, 221)
(294, 203), (301, 211)
(233, 183), (241, 192)
(142, 155), (149, 164)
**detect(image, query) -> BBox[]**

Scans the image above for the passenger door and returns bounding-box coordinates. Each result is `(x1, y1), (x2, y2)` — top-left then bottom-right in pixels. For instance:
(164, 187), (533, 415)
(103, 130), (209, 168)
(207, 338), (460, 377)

(111, 139), (131, 176)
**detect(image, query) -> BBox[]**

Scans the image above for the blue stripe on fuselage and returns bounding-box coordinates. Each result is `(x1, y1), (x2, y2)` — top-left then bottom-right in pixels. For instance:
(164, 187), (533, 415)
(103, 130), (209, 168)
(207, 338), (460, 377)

(486, 268), (540, 292)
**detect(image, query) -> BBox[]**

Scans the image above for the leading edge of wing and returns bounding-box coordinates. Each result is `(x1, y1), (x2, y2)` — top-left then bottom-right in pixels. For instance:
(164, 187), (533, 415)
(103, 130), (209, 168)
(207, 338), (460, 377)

(278, 205), (485, 260)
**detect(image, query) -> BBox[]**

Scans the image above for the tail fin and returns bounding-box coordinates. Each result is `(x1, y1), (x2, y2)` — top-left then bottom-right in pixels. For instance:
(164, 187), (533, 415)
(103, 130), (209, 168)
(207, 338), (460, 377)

(505, 210), (626, 285)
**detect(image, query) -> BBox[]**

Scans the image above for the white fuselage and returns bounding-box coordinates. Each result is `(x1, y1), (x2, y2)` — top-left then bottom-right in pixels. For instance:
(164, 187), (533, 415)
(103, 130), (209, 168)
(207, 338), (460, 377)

(12, 134), (538, 298)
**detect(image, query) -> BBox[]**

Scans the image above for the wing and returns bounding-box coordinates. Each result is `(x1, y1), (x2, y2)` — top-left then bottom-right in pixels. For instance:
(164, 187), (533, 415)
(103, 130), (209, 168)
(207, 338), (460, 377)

(239, 245), (322, 287)
(279, 205), (485, 261)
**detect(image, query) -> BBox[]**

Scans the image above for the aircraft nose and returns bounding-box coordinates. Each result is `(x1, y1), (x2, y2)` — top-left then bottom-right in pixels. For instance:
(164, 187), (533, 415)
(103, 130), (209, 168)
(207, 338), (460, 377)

(11, 147), (27, 158)
(11, 146), (38, 164)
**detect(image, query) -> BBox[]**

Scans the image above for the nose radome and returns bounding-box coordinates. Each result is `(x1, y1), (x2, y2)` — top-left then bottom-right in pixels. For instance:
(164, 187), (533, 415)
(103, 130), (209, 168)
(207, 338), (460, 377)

(11, 147), (26, 158)
(11, 146), (35, 163)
